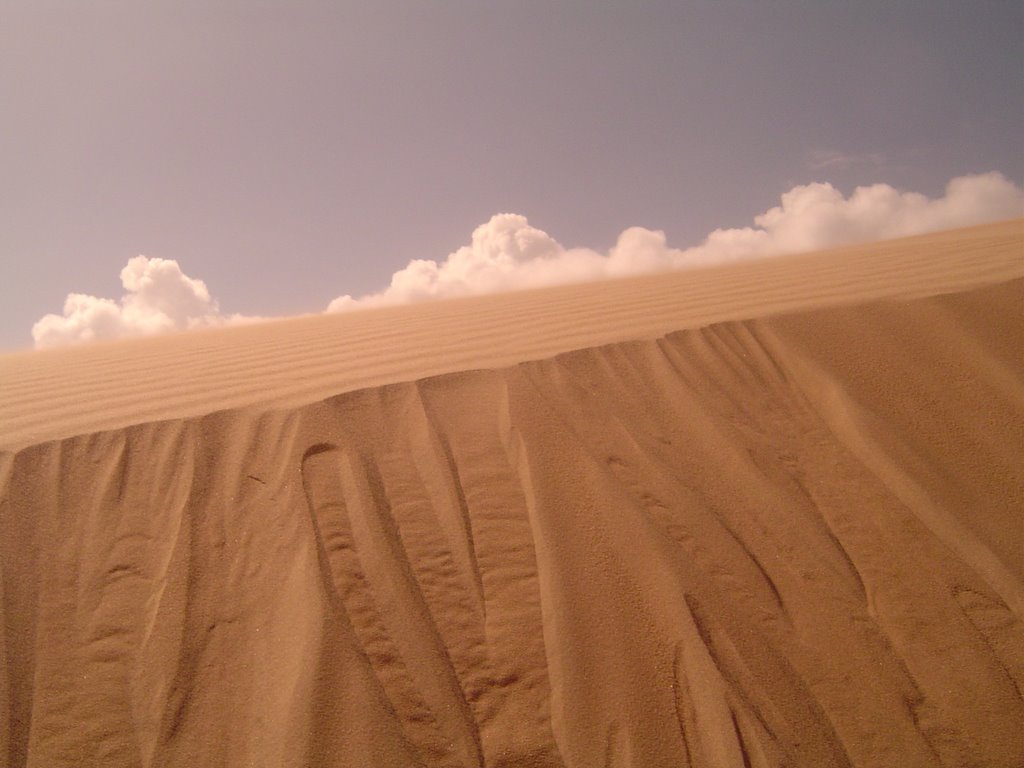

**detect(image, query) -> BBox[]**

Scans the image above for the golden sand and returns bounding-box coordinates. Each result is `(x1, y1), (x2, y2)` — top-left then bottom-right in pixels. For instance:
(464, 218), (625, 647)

(1, 220), (1022, 766)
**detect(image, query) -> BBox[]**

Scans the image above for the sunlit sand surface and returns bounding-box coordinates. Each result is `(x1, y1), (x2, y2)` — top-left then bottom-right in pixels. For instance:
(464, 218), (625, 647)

(1, 219), (1022, 767)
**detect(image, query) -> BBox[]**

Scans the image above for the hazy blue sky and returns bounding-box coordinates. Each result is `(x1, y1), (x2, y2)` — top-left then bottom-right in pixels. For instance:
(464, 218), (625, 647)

(2, 2), (1022, 349)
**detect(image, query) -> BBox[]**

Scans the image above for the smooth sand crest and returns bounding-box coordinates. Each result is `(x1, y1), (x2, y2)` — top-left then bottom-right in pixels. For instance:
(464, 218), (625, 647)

(1, 220), (1023, 767)
(1, 218), (1022, 451)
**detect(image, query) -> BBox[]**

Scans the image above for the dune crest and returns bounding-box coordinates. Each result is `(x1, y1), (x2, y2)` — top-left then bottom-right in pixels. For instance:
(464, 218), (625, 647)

(1, 221), (1023, 767)
(2, 219), (1022, 452)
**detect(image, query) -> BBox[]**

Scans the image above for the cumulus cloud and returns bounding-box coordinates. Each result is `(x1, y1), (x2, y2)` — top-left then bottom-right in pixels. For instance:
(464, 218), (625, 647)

(684, 171), (1024, 264)
(326, 214), (604, 311)
(327, 171), (1024, 311)
(32, 256), (229, 349)
(31, 171), (1024, 348)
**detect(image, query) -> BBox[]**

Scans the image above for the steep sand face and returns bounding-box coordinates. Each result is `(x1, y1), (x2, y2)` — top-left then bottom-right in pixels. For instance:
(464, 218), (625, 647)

(1, 221), (1022, 767)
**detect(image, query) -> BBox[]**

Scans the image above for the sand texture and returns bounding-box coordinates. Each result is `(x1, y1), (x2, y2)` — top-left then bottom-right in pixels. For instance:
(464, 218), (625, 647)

(1, 219), (1022, 767)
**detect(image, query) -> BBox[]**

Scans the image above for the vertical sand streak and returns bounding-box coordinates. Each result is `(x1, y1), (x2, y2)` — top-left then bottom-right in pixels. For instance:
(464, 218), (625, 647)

(502, 368), (748, 768)
(301, 439), (481, 768)
(408, 382), (487, 622)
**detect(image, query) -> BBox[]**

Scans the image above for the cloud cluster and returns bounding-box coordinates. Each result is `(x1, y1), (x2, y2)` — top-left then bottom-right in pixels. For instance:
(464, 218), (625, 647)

(31, 172), (1023, 347)
(327, 214), (602, 311)
(327, 172), (1024, 311)
(685, 171), (1024, 264)
(32, 256), (227, 349)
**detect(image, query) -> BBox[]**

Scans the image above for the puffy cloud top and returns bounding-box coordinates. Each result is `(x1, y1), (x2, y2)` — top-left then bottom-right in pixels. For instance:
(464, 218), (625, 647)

(32, 256), (224, 349)
(687, 172), (1024, 264)
(327, 214), (571, 310)
(327, 172), (1024, 311)
(31, 172), (1024, 347)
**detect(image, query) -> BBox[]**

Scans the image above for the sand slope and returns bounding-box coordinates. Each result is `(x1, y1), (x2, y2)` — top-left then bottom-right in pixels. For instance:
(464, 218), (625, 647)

(1, 220), (1023, 767)
(1, 219), (1022, 451)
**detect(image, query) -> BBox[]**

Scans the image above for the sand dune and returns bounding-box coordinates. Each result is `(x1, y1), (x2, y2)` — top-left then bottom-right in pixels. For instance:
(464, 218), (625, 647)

(2, 219), (1022, 451)
(1, 220), (1022, 767)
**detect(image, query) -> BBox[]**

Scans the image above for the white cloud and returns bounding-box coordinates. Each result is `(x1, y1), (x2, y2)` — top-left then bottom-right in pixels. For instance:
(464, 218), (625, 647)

(683, 171), (1024, 265)
(326, 213), (593, 311)
(31, 172), (1024, 348)
(327, 171), (1024, 311)
(32, 256), (229, 349)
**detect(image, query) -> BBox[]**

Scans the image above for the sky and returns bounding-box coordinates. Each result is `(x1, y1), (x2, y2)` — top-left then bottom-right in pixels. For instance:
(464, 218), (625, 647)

(3, 1), (1022, 350)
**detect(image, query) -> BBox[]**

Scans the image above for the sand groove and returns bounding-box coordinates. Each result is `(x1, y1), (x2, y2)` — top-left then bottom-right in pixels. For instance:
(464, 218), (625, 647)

(1, 223), (1023, 766)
